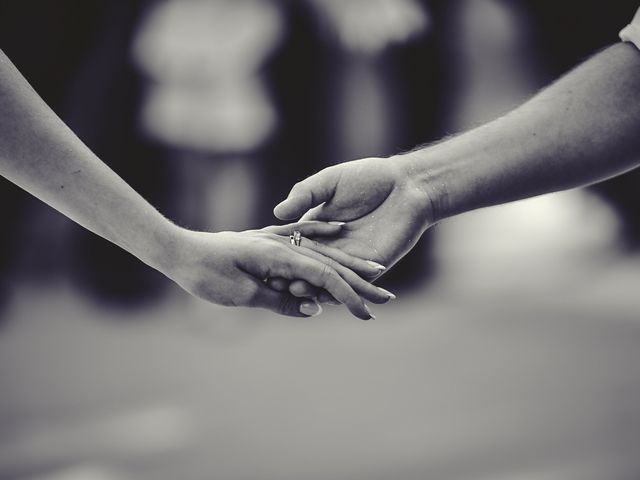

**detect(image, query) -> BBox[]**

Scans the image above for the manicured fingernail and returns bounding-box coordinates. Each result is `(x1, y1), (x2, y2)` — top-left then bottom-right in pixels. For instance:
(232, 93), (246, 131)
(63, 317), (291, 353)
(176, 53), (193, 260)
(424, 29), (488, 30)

(300, 301), (323, 317)
(378, 288), (396, 301)
(329, 221), (346, 226)
(366, 261), (386, 271)
(364, 304), (376, 320)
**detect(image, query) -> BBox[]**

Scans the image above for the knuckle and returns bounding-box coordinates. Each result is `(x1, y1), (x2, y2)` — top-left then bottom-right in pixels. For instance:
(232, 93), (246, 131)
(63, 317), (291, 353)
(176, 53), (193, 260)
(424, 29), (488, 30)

(318, 263), (337, 285)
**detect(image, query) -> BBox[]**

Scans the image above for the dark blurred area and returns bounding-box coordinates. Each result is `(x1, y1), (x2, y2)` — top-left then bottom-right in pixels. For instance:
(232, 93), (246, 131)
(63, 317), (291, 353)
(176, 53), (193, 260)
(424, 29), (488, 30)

(1, 1), (640, 479)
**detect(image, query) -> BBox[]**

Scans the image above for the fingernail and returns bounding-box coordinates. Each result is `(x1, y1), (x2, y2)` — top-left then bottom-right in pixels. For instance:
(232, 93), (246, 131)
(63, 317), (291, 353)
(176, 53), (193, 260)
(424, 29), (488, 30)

(378, 288), (397, 301)
(366, 261), (386, 271)
(329, 221), (346, 226)
(300, 301), (323, 317)
(364, 304), (376, 320)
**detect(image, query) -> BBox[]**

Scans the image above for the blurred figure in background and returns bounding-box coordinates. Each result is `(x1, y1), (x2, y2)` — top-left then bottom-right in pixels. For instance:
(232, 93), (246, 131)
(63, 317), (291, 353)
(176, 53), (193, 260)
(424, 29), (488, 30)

(305, 0), (438, 289)
(131, 0), (285, 232)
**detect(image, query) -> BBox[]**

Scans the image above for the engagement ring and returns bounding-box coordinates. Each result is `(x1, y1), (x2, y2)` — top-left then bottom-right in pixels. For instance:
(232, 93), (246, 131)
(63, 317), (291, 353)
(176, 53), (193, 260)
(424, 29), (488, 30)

(290, 230), (302, 246)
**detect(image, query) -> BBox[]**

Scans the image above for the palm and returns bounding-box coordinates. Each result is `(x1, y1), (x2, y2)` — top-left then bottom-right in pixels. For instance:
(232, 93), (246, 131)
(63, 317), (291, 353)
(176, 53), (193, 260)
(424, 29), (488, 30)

(300, 158), (431, 272)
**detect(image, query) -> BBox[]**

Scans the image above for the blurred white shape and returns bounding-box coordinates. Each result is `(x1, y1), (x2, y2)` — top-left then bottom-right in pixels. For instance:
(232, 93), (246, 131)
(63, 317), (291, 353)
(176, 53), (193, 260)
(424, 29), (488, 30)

(311, 0), (430, 55)
(131, 0), (283, 151)
(435, 190), (622, 296)
(141, 79), (276, 152)
(448, 0), (540, 129)
(132, 0), (284, 82)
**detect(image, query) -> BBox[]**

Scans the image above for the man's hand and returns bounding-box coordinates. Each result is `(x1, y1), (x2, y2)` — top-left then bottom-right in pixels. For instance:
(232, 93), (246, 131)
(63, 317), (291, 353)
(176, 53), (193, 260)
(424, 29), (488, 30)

(274, 157), (435, 279)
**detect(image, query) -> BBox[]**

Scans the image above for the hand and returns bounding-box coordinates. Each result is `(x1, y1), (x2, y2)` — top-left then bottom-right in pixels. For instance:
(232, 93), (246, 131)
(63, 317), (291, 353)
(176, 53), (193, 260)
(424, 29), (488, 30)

(161, 221), (393, 320)
(273, 157), (434, 284)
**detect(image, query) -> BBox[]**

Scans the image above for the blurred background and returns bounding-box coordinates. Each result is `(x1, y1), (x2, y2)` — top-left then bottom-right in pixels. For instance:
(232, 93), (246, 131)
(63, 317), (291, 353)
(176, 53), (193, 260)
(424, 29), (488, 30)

(1, 1), (640, 479)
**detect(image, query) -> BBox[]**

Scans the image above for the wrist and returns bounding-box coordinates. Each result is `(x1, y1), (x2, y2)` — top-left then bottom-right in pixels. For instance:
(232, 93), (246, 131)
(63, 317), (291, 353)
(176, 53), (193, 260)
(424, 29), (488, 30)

(134, 218), (186, 278)
(392, 148), (452, 225)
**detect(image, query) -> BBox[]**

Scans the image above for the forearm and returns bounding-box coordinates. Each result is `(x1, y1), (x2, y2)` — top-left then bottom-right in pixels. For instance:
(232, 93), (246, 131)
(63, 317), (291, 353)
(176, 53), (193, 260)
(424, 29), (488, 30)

(0, 50), (179, 274)
(400, 42), (640, 223)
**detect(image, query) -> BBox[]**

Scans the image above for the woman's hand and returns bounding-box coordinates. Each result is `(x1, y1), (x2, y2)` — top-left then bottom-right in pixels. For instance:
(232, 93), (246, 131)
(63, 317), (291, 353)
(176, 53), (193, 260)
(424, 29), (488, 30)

(160, 223), (394, 320)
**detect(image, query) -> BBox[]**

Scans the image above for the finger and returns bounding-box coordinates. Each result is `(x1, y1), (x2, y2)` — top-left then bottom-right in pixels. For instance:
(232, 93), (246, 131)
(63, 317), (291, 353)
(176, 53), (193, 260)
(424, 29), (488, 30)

(298, 237), (386, 278)
(266, 234), (390, 301)
(251, 282), (323, 318)
(269, 276), (322, 300)
(266, 277), (289, 292)
(288, 279), (320, 298)
(299, 203), (326, 222)
(261, 220), (346, 237)
(290, 244), (395, 305)
(317, 290), (341, 306)
(264, 230), (386, 278)
(273, 168), (340, 220)
(269, 252), (374, 320)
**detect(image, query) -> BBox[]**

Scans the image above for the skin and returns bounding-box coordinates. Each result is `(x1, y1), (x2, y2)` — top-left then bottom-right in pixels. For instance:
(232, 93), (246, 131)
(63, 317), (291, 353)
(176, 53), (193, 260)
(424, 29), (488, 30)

(275, 42), (640, 295)
(0, 49), (395, 320)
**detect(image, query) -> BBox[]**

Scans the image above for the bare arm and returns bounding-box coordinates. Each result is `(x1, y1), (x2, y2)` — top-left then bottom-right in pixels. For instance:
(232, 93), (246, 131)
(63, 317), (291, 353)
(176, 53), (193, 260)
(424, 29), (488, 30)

(403, 42), (640, 223)
(0, 50), (392, 319)
(275, 42), (640, 276)
(0, 50), (177, 271)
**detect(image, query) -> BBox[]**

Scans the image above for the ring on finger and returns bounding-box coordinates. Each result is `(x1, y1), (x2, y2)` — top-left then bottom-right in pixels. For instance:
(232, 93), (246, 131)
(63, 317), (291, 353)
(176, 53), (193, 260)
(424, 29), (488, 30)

(289, 230), (302, 247)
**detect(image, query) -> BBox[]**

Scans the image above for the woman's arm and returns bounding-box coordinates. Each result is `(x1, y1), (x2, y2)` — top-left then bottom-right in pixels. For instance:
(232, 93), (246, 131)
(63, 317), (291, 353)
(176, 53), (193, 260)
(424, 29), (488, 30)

(0, 50), (390, 319)
(0, 50), (177, 272)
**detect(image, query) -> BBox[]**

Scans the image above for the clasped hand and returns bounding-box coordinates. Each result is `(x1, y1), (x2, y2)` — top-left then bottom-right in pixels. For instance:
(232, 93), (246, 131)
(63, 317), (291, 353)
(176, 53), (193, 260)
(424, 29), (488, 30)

(273, 156), (434, 304)
(162, 220), (393, 320)
(162, 155), (434, 321)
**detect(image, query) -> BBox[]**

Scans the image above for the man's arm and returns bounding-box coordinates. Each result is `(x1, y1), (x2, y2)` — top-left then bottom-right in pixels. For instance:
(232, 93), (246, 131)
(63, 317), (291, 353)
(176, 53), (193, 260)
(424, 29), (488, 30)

(275, 42), (640, 275)
(405, 42), (640, 223)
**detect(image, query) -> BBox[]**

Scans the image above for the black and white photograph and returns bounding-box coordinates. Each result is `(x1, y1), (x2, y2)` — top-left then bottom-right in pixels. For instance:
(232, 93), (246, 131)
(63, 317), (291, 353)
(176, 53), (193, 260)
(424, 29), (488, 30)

(1, 1), (640, 479)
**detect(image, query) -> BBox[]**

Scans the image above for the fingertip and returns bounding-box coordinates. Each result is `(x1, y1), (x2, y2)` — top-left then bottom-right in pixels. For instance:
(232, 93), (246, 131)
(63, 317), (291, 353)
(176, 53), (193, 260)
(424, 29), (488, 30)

(273, 202), (290, 220)
(366, 260), (386, 273)
(367, 287), (397, 305)
(299, 300), (323, 317)
(347, 302), (376, 321)
(364, 304), (376, 320)
(378, 288), (396, 301)
(274, 195), (306, 220)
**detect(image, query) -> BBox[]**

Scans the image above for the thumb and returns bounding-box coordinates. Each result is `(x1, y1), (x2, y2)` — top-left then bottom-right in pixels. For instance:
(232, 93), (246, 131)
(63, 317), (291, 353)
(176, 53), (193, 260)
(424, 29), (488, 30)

(273, 168), (339, 220)
(253, 284), (323, 318)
